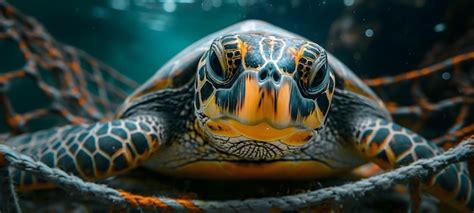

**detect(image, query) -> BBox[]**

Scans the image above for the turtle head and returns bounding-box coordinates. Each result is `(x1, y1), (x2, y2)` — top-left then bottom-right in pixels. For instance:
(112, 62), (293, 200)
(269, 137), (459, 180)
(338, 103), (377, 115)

(194, 33), (335, 160)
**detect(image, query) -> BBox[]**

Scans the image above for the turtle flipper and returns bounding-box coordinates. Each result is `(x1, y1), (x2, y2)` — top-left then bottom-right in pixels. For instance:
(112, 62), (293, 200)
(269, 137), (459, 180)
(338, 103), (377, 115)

(5, 115), (168, 191)
(353, 118), (474, 210)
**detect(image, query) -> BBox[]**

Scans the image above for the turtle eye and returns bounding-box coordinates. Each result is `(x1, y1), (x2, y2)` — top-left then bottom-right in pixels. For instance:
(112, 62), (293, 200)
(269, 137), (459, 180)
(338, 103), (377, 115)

(307, 64), (327, 93)
(208, 49), (226, 82)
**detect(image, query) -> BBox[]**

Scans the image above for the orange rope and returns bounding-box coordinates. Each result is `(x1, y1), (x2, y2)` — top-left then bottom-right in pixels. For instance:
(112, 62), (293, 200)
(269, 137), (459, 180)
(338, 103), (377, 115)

(435, 124), (474, 147)
(445, 124), (474, 141)
(175, 198), (204, 213)
(119, 191), (203, 212)
(364, 51), (474, 87)
(119, 191), (171, 210)
(0, 70), (26, 84)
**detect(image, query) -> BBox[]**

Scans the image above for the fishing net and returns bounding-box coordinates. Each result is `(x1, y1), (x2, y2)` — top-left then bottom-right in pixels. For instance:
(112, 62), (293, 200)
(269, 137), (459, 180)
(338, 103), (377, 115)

(364, 52), (474, 149)
(0, 1), (473, 212)
(0, 1), (138, 139)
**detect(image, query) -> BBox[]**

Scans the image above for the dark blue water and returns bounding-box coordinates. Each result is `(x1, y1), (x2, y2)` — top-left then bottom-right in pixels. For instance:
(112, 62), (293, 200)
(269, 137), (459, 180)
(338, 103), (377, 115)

(10, 0), (464, 83)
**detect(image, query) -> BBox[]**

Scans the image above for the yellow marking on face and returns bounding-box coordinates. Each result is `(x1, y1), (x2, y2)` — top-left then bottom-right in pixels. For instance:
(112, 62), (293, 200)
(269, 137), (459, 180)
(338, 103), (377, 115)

(301, 109), (321, 130)
(233, 77), (296, 126)
(225, 120), (298, 142)
(204, 118), (314, 144)
(203, 95), (220, 118)
(239, 41), (248, 67)
(281, 131), (314, 146)
(275, 81), (292, 124)
(288, 47), (298, 58)
(158, 161), (338, 180)
(205, 120), (240, 137)
(236, 76), (261, 121)
(294, 45), (306, 66)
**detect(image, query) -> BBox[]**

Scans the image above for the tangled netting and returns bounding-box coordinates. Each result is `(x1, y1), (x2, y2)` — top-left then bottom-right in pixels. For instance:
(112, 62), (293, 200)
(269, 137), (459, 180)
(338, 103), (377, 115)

(364, 53), (474, 149)
(0, 1), (473, 212)
(0, 1), (138, 139)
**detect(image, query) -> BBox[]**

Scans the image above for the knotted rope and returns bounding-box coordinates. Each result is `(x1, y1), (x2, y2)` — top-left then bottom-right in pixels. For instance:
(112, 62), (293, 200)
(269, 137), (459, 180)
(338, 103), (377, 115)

(1, 137), (473, 212)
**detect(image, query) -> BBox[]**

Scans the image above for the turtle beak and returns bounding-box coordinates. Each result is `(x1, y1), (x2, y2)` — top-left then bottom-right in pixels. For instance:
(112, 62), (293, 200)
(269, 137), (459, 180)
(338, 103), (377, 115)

(204, 70), (324, 130)
(201, 71), (318, 145)
(233, 72), (295, 128)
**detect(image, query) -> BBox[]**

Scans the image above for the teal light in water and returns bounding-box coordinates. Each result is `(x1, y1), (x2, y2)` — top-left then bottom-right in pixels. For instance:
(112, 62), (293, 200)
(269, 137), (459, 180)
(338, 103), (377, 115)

(434, 23), (446, 32)
(364, 28), (374, 37)
(343, 0), (354, 7)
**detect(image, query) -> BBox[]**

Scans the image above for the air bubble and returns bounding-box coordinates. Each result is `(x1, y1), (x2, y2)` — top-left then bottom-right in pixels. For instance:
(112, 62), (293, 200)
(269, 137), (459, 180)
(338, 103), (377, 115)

(441, 72), (451, 80)
(365, 29), (374, 37)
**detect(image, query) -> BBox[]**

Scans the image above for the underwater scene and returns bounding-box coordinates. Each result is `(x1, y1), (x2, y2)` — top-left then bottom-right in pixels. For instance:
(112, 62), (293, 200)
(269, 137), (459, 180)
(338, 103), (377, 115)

(0, 0), (473, 212)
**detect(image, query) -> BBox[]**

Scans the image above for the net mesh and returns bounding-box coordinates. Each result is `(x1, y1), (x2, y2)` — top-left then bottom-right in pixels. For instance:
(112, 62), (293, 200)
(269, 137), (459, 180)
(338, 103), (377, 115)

(0, 1), (138, 140)
(364, 52), (474, 149)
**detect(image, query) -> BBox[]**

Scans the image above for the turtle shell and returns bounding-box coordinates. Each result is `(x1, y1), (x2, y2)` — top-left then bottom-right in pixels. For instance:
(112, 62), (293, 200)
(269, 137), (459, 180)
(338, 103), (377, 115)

(117, 20), (386, 117)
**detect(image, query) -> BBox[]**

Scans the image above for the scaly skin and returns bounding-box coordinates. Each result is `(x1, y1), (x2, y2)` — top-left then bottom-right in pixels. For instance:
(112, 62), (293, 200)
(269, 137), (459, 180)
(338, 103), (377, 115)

(354, 118), (474, 209)
(7, 116), (167, 190)
(335, 88), (474, 210)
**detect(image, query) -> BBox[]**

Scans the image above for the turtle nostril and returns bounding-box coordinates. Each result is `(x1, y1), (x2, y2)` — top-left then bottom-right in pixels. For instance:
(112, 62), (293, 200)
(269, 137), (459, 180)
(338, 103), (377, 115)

(272, 71), (281, 83)
(258, 70), (268, 81)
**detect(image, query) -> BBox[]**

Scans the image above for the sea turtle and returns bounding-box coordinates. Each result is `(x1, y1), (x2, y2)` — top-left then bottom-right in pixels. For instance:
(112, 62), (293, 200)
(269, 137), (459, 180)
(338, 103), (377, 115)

(5, 20), (473, 210)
